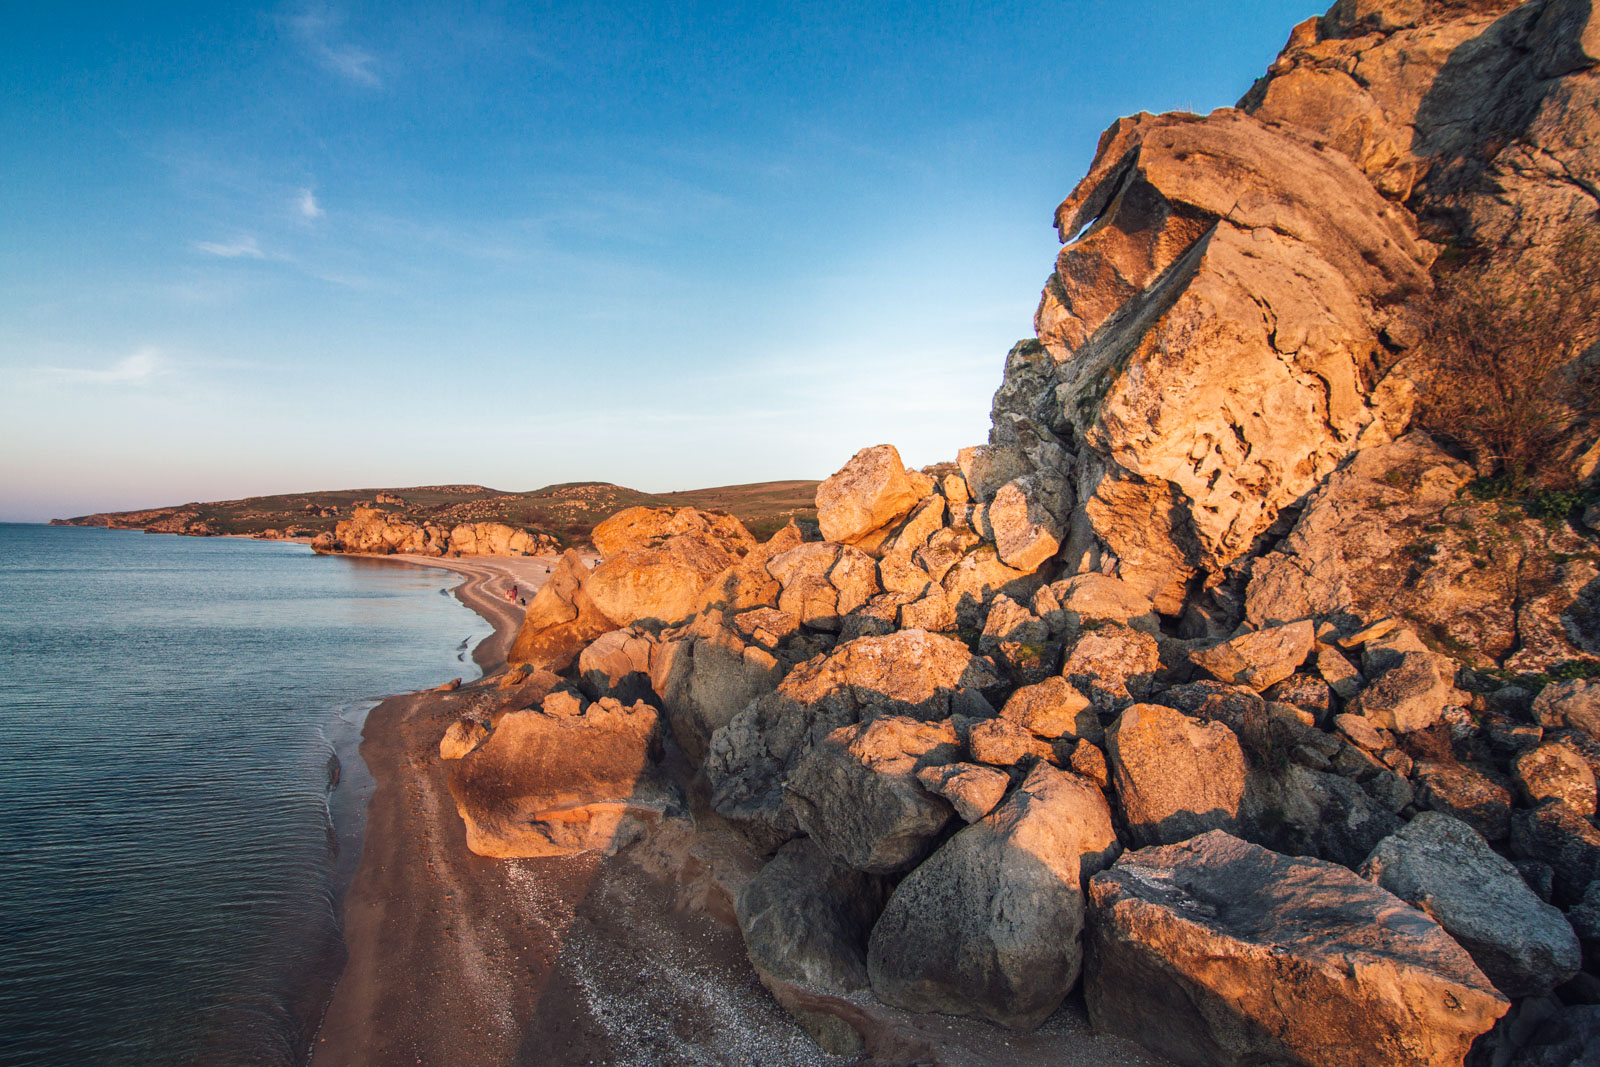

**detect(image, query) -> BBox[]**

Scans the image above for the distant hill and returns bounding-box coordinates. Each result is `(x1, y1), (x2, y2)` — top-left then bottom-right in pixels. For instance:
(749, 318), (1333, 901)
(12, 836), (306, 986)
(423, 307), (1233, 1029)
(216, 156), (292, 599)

(51, 479), (821, 546)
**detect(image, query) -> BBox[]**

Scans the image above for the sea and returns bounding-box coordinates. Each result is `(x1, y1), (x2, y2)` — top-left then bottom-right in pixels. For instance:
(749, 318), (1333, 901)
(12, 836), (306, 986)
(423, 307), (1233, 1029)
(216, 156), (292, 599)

(0, 523), (491, 1066)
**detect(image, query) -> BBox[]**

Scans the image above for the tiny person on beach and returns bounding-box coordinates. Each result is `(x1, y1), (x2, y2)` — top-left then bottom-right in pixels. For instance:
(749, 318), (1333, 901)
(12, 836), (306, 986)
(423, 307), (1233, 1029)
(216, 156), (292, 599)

(507, 584), (518, 603)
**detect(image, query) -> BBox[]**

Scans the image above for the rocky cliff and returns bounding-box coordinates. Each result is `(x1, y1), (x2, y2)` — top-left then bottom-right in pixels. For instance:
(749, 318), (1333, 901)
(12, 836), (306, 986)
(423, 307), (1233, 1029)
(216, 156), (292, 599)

(440, 2), (1600, 1063)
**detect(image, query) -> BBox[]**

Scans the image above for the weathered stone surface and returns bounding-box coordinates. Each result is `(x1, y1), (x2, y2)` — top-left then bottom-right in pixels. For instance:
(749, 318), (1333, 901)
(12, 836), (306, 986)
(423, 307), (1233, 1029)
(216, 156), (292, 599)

(1061, 624), (1160, 712)
(1515, 742), (1599, 815)
(816, 445), (922, 545)
(1354, 651), (1452, 733)
(1316, 644), (1365, 700)
(878, 495), (946, 559)
(1535, 679), (1600, 740)
(696, 521), (803, 615)
(1263, 672), (1333, 720)
(1107, 703), (1248, 846)
(1415, 760), (1513, 842)
(507, 550), (618, 670)
(957, 444), (1031, 504)
(1511, 800), (1600, 905)
(898, 587), (956, 632)
(1190, 621), (1314, 692)
(584, 526), (747, 629)
(591, 505), (755, 560)
(1361, 812), (1580, 999)
(1012, 104), (1433, 610)
(867, 765), (1117, 1030)
(1245, 763), (1402, 870)
(1246, 435), (1600, 672)
(916, 762), (1011, 823)
(1071, 740), (1109, 787)
(734, 837), (888, 994)
(967, 717), (1054, 767)
(941, 546), (1040, 628)
(977, 594), (1049, 654)
(1087, 832), (1508, 1067)
(576, 627), (655, 703)
(1035, 573), (1159, 635)
(326, 506), (561, 558)
(448, 697), (669, 858)
(784, 716), (960, 874)
(706, 631), (1000, 847)
(766, 542), (882, 632)
(650, 620), (784, 767)
(988, 475), (1068, 572)
(999, 676), (1100, 744)
(439, 718), (488, 760)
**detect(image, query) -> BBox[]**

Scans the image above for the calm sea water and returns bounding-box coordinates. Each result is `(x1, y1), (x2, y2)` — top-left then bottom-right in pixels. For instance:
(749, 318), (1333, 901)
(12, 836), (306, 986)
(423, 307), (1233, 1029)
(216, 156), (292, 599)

(0, 524), (491, 1066)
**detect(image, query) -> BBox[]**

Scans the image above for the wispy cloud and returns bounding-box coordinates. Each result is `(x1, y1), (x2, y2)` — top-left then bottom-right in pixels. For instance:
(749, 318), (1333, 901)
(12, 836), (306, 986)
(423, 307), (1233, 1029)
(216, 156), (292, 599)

(193, 236), (267, 259)
(44, 347), (171, 386)
(288, 8), (381, 87)
(297, 188), (324, 219)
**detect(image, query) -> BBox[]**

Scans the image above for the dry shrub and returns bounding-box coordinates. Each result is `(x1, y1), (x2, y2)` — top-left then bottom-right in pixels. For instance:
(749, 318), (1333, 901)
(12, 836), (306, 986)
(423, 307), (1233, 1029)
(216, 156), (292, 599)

(1416, 227), (1600, 488)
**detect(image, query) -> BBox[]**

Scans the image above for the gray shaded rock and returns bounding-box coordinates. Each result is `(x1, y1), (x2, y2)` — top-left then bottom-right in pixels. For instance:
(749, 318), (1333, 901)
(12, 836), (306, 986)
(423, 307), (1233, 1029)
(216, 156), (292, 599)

(734, 837), (889, 994)
(1511, 800), (1600, 905)
(783, 716), (960, 874)
(706, 629), (998, 848)
(867, 765), (1117, 1030)
(1107, 703), (1247, 846)
(1246, 763), (1402, 870)
(1086, 831), (1509, 1067)
(1361, 812), (1580, 998)
(1515, 1005), (1600, 1067)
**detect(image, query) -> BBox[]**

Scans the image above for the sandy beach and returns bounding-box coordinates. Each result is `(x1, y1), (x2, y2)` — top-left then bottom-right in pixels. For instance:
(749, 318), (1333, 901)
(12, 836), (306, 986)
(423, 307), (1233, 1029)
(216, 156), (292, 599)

(312, 552), (1169, 1067)
(310, 554), (849, 1067)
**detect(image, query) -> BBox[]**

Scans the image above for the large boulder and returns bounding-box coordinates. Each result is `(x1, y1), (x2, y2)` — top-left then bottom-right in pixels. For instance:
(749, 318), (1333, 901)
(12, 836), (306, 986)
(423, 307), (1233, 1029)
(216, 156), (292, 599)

(1086, 831), (1509, 1067)
(1033, 573), (1159, 635)
(583, 526), (749, 628)
(1244, 762), (1402, 870)
(1514, 741), (1599, 815)
(1106, 703), (1248, 845)
(783, 716), (961, 875)
(1060, 623), (1160, 713)
(590, 505), (755, 560)
(706, 630), (1000, 846)
(447, 695), (670, 858)
(999, 676), (1100, 745)
(866, 765), (1118, 1030)
(1511, 800), (1600, 905)
(734, 837), (888, 994)
(507, 550), (618, 670)
(815, 445), (922, 546)
(1361, 812), (1581, 998)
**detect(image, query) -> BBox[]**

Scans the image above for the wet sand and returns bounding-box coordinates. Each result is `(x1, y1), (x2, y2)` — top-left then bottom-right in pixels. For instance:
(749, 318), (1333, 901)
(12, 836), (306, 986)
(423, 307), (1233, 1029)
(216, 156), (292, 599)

(312, 553), (1170, 1067)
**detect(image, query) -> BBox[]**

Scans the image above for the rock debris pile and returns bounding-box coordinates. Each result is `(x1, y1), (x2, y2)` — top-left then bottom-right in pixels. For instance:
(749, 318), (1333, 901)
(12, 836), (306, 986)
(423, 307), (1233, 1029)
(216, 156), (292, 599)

(439, 0), (1600, 1062)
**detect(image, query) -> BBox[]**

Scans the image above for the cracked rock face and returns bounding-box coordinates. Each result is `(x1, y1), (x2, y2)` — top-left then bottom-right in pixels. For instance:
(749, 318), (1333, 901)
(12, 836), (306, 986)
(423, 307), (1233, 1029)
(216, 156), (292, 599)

(996, 108), (1432, 610)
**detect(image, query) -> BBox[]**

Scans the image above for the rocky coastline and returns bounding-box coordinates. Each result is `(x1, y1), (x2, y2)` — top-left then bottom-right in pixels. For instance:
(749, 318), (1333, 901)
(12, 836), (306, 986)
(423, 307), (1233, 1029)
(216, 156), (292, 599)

(347, 2), (1600, 1064)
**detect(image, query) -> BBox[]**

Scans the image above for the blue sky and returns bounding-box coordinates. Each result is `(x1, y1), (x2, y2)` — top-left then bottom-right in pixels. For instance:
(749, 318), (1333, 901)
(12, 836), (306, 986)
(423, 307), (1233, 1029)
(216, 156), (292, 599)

(1, 1), (1317, 521)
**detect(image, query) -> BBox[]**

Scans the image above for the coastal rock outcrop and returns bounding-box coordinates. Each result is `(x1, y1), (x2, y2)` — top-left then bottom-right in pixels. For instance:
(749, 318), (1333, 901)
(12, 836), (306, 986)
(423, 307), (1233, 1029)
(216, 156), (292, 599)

(320, 506), (560, 558)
